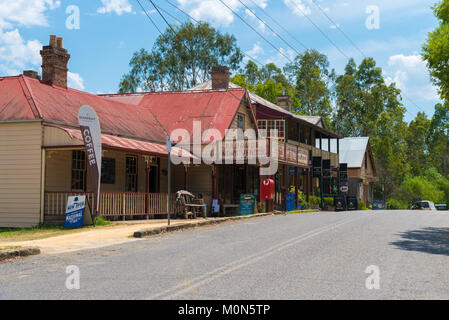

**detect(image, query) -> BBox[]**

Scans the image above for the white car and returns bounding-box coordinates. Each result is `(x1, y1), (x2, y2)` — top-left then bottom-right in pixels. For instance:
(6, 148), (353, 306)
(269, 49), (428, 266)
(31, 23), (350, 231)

(411, 200), (437, 211)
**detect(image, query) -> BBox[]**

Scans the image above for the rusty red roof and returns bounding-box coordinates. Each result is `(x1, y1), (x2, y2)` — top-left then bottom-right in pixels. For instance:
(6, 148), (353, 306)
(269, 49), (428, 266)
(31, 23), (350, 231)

(102, 88), (247, 142)
(0, 75), (247, 144)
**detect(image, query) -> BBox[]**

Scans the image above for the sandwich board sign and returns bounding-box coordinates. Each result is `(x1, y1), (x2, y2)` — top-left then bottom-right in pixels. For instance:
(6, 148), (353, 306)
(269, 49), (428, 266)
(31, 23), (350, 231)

(64, 195), (94, 228)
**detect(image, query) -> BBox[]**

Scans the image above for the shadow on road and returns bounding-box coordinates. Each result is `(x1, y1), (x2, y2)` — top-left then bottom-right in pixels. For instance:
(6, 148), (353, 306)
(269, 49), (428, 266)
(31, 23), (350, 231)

(390, 227), (449, 256)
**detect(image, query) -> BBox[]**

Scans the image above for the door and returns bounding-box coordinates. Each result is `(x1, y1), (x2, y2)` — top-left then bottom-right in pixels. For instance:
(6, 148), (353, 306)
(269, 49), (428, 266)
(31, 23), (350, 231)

(148, 165), (158, 193)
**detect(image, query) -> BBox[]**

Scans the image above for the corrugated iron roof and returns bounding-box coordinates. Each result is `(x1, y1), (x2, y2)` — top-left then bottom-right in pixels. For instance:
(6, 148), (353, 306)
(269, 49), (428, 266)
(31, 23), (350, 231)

(0, 75), (167, 143)
(102, 88), (247, 142)
(337, 137), (370, 168)
(189, 80), (338, 137)
(61, 127), (196, 159)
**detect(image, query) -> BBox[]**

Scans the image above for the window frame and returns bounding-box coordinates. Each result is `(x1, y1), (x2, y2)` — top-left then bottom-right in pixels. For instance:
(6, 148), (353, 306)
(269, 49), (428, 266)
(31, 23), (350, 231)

(71, 150), (86, 192)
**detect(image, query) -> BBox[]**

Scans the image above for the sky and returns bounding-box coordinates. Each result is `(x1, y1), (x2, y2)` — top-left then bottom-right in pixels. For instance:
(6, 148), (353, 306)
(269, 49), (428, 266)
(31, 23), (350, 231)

(0, 0), (442, 122)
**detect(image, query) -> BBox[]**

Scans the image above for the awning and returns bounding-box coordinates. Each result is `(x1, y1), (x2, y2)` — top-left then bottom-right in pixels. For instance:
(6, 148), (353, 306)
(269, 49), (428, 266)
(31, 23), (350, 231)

(60, 127), (196, 159)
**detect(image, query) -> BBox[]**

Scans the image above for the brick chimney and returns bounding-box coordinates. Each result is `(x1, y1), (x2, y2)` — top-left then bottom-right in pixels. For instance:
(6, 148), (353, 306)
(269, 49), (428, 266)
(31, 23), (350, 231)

(276, 92), (292, 112)
(211, 66), (230, 90)
(40, 35), (70, 88)
(23, 70), (40, 80)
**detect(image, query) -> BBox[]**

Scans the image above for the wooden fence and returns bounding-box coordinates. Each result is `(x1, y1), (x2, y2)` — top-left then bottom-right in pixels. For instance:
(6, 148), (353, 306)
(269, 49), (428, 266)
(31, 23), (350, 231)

(44, 192), (176, 220)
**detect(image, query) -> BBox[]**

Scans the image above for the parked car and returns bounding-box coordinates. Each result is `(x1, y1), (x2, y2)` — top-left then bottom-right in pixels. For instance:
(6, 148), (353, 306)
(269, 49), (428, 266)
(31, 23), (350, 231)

(411, 200), (437, 211)
(435, 204), (448, 211)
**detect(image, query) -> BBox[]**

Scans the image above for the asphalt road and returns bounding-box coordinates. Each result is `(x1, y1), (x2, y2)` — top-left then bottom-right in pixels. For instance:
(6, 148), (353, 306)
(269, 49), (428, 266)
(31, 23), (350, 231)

(1, 210), (449, 300)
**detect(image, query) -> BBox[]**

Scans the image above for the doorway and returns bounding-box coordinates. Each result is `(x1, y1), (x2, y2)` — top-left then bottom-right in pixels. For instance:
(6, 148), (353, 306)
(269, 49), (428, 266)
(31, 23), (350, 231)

(148, 165), (158, 193)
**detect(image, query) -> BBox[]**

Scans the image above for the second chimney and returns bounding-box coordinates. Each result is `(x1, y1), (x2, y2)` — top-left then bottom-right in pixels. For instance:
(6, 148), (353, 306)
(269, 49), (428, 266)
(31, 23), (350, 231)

(276, 93), (292, 113)
(40, 35), (70, 88)
(211, 66), (230, 90)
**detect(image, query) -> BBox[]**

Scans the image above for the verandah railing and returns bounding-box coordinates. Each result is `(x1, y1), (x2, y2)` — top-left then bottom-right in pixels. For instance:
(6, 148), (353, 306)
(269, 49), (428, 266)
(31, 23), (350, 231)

(44, 192), (176, 219)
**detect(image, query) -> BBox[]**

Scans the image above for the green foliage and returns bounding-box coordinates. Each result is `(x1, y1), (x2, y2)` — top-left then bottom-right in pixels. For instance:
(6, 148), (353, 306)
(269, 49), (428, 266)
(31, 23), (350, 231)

(358, 201), (368, 210)
(309, 195), (321, 206)
(323, 197), (334, 207)
(285, 49), (334, 127)
(423, 0), (449, 101)
(386, 198), (408, 210)
(119, 22), (243, 92)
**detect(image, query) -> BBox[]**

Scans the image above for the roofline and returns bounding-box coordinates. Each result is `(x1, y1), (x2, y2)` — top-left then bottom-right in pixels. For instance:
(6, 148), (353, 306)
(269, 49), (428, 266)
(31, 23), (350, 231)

(99, 87), (246, 97)
(42, 121), (167, 145)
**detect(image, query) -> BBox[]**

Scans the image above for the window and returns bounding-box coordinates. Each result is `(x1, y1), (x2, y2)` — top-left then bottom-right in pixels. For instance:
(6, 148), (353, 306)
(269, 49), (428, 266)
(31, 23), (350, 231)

(257, 120), (285, 140)
(126, 156), (138, 192)
(365, 155), (368, 170)
(71, 150), (86, 191)
(101, 158), (116, 184)
(237, 114), (245, 130)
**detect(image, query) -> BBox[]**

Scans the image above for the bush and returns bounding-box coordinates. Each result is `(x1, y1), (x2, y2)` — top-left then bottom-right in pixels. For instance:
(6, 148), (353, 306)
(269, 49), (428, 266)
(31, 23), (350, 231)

(324, 197), (334, 207)
(309, 195), (321, 206)
(358, 200), (367, 210)
(386, 198), (408, 210)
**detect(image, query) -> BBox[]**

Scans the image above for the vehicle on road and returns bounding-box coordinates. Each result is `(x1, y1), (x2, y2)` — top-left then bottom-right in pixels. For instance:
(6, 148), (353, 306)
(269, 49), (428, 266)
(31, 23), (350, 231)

(411, 200), (437, 211)
(435, 204), (448, 211)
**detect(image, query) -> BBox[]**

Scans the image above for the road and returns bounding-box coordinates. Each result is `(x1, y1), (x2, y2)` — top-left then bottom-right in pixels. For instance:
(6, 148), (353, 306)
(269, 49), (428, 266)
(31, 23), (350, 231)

(1, 210), (449, 299)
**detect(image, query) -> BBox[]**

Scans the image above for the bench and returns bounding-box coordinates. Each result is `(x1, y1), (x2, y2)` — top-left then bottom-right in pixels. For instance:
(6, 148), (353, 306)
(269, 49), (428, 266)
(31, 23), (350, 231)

(175, 191), (206, 219)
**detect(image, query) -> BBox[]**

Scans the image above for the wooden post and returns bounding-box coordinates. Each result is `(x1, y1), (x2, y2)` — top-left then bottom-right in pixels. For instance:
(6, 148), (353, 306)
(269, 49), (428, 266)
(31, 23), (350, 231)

(146, 166), (150, 219)
(122, 193), (126, 221)
(283, 164), (286, 211)
(184, 165), (188, 190)
(306, 168), (310, 203)
(294, 167), (298, 209)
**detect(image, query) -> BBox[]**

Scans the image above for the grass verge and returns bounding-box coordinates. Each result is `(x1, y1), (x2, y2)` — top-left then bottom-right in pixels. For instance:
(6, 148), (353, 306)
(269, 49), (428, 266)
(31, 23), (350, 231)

(0, 217), (114, 243)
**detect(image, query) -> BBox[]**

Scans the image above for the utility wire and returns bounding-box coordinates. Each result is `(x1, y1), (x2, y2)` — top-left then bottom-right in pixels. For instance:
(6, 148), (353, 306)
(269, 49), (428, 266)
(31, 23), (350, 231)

(217, 0), (294, 63)
(135, 0), (163, 35)
(236, 0), (301, 56)
(245, 0), (308, 51)
(308, 0), (425, 116)
(287, 0), (349, 60)
(162, 0), (265, 66)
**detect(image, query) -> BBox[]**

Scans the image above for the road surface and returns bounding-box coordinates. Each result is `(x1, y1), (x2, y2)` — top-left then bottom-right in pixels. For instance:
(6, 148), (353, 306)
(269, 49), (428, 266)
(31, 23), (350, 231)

(1, 210), (448, 299)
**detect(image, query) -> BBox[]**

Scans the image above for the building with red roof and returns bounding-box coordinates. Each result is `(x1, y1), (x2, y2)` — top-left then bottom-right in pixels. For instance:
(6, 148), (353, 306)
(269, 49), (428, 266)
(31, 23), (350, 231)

(0, 36), (342, 227)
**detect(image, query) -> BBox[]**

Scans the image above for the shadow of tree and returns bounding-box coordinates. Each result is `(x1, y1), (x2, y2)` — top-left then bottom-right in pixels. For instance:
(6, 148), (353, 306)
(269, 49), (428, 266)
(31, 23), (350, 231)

(390, 227), (449, 256)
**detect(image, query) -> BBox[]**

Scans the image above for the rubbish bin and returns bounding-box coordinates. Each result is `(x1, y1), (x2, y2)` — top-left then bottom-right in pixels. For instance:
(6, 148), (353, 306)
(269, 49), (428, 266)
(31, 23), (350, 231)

(334, 195), (346, 211)
(346, 196), (358, 211)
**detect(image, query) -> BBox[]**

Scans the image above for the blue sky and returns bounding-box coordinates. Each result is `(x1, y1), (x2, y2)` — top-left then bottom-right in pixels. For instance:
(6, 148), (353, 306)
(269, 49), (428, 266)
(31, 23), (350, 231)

(0, 0), (442, 121)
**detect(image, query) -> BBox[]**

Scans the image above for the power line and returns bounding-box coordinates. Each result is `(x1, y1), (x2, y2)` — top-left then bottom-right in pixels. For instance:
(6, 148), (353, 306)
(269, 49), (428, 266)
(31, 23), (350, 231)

(236, 0), (301, 56)
(162, 0), (265, 66)
(135, 0), (163, 35)
(308, 0), (426, 116)
(310, 0), (366, 59)
(287, 0), (349, 60)
(245, 0), (308, 51)
(217, 0), (294, 63)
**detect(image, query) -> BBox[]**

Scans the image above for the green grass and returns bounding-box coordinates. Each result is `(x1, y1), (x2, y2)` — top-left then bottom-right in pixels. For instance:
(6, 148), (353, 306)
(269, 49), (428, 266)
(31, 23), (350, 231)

(0, 245), (22, 251)
(287, 209), (317, 214)
(0, 217), (114, 243)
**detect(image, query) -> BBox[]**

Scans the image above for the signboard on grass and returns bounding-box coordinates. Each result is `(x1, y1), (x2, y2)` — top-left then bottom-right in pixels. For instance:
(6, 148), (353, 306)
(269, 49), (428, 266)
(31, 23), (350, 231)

(64, 195), (94, 228)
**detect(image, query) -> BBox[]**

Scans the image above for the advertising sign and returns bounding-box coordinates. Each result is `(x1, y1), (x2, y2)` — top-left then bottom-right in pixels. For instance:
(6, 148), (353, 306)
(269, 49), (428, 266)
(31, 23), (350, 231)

(78, 105), (102, 214)
(297, 147), (309, 167)
(64, 195), (93, 228)
(372, 200), (386, 210)
(239, 194), (256, 216)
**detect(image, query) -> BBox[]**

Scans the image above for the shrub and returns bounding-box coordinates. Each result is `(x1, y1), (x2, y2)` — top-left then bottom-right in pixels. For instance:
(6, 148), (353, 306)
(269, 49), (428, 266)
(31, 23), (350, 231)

(309, 195), (321, 206)
(324, 197), (334, 207)
(386, 198), (408, 210)
(358, 200), (367, 210)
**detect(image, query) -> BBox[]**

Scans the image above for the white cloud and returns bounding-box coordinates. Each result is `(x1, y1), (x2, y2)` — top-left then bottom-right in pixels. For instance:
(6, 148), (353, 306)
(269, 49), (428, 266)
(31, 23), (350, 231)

(0, 29), (42, 75)
(284, 0), (311, 17)
(246, 42), (264, 58)
(0, 0), (60, 29)
(68, 72), (85, 90)
(386, 54), (439, 102)
(97, 0), (132, 16)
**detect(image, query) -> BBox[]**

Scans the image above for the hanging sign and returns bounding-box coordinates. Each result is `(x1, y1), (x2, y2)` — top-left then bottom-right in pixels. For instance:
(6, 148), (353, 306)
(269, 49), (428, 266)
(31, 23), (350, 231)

(64, 195), (94, 228)
(78, 105), (102, 215)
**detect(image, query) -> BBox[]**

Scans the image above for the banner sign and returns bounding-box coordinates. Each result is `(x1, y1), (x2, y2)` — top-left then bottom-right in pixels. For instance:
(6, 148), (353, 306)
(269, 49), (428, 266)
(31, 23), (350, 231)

(297, 147), (309, 167)
(78, 105), (102, 214)
(64, 195), (93, 228)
